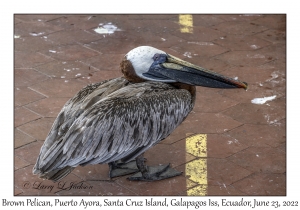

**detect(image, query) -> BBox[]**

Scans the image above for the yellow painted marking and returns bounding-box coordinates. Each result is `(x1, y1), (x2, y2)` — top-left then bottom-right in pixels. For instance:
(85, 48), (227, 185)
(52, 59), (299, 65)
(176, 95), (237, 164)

(187, 185), (208, 196)
(186, 134), (208, 196)
(179, 14), (193, 33)
(186, 179), (198, 188)
(186, 134), (207, 157)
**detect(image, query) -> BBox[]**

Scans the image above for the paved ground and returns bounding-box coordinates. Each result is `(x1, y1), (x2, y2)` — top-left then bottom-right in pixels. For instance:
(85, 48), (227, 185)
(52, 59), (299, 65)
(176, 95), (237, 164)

(14, 14), (286, 196)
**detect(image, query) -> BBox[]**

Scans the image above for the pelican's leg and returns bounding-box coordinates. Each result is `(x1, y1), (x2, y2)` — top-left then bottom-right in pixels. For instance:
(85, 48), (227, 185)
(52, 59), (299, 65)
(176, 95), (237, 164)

(108, 160), (139, 178)
(128, 154), (182, 181)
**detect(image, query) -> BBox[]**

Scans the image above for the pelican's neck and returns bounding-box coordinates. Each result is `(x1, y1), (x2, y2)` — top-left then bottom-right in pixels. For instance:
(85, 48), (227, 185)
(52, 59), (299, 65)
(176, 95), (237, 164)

(172, 83), (196, 105)
(120, 58), (146, 83)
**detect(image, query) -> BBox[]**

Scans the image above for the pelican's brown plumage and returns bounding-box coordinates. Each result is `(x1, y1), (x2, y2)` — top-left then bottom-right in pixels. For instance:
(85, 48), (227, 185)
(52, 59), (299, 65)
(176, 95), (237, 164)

(33, 46), (247, 182)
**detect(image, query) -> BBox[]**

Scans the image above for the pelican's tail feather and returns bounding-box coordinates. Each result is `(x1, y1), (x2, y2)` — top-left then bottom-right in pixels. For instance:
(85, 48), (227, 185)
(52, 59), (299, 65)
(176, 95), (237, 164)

(33, 166), (74, 182)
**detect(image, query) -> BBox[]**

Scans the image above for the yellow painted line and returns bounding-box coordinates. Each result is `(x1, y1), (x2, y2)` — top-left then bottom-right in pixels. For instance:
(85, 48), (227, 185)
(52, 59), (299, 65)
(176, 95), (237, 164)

(186, 134), (208, 196)
(179, 14), (193, 33)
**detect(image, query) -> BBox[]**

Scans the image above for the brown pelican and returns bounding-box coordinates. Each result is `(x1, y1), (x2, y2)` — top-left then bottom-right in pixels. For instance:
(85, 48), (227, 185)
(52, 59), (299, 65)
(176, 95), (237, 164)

(33, 46), (247, 182)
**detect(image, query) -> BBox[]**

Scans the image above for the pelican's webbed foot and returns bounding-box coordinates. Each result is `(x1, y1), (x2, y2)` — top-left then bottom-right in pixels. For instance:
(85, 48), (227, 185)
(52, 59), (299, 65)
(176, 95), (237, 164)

(127, 155), (182, 181)
(108, 160), (140, 178)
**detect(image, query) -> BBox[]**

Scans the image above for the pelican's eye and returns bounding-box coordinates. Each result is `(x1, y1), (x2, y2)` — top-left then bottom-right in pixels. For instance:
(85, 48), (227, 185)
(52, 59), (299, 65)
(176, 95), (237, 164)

(152, 53), (160, 61)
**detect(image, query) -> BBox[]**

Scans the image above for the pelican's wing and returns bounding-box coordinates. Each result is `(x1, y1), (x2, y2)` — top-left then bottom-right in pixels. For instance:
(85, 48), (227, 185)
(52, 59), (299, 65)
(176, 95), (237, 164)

(34, 81), (193, 180)
(33, 78), (129, 174)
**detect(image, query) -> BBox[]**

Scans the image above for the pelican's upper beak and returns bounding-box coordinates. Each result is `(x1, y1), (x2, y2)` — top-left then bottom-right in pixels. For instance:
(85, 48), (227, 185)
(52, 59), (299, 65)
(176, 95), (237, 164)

(144, 53), (248, 90)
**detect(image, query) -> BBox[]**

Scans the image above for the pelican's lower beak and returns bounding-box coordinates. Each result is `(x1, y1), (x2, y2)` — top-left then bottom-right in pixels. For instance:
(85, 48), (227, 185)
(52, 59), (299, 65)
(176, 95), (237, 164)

(145, 54), (248, 90)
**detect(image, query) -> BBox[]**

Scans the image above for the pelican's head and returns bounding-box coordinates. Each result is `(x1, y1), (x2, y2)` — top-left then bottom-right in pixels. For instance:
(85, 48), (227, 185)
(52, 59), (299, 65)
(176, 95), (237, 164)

(121, 46), (248, 89)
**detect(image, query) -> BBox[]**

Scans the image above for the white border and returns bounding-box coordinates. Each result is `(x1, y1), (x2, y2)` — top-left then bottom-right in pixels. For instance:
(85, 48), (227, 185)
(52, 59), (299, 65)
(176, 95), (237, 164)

(3, 1), (298, 209)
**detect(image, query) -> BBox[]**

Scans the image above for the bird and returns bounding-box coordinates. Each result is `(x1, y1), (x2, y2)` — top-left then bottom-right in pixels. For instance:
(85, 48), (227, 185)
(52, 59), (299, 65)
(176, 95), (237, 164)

(33, 46), (247, 182)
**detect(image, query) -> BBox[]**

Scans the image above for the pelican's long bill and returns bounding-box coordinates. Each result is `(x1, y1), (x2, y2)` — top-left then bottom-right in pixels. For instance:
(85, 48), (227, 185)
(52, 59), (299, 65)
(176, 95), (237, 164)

(143, 53), (248, 90)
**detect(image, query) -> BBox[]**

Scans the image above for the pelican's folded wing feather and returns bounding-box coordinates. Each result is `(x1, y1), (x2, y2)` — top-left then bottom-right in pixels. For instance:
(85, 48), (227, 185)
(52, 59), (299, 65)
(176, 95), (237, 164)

(33, 80), (193, 181)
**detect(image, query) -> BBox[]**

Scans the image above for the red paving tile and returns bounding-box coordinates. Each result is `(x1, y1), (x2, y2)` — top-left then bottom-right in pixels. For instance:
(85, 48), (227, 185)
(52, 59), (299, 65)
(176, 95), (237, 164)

(227, 123), (286, 148)
(121, 19), (180, 35)
(14, 36), (57, 52)
(170, 42), (229, 58)
(228, 147), (286, 173)
(77, 70), (123, 85)
(25, 97), (69, 117)
(206, 134), (249, 158)
(40, 44), (100, 61)
(84, 26), (135, 41)
(14, 86), (46, 107)
(144, 139), (195, 168)
(84, 38), (141, 54)
(14, 107), (41, 127)
(276, 144), (285, 154)
(47, 15), (121, 30)
(171, 25), (227, 42)
(71, 164), (111, 181)
(211, 21), (268, 36)
(222, 97), (286, 125)
(14, 51), (54, 68)
(218, 83), (283, 104)
(14, 14), (286, 196)
(207, 158), (253, 185)
(34, 60), (98, 79)
(232, 173), (286, 196)
(214, 50), (275, 67)
(192, 15), (225, 27)
(221, 65), (275, 85)
(116, 175), (187, 196)
(182, 112), (243, 134)
(131, 32), (183, 49)
(207, 184), (247, 196)
(14, 187), (23, 196)
(217, 14), (263, 22)
(29, 78), (86, 97)
(252, 15), (286, 31)
(80, 53), (125, 71)
(15, 68), (49, 87)
(254, 29), (286, 44)
(14, 14), (65, 22)
(213, 35), (271, 51)
(190, 56), (231, 72)
(14, 129), (35, 148)
(14, 21), (63, 38)
(258, 43), (286, 61)
(193, 88), (239, 113)
(15, 141), (44, 164)
(14, 156), (31, 170)
(17, 118), (55, 140)
(46, 29), (102, 45)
